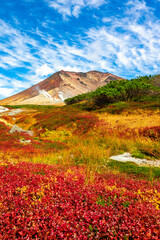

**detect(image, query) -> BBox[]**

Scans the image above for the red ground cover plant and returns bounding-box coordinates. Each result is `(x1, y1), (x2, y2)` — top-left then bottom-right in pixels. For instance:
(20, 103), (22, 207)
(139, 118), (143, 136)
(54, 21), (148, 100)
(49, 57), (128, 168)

(0, 121), (67, 158)
(0, 163), (160, 239)
(70, 114), (99, 134)
(138, 126), (160, 140)
(33, 109), (99, 135)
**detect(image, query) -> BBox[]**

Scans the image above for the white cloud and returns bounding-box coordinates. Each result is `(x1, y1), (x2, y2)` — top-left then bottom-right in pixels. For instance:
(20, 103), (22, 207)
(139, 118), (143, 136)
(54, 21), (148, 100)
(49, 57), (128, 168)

(88, 0), (107, 7)
(0, 80), (9, 87)
(102, 17), (112, 23)
(0, 88), (15, 97)
(74, 0), (160, 76)
(0, 20), (17, 37)
(1, 56), (21, 68)
(0, 74), (11, 87)
(45, 0), (107, 19)
(57, 65), (83, 72)
(127, 0), (149, 11)
(11, 80), (31, 89)
(0, 73), (31, 99)
(72, 5), (81, 18)
(0, 20), (38, 71)
(125, 0), (153, 23)
(35, 64), (54, 77)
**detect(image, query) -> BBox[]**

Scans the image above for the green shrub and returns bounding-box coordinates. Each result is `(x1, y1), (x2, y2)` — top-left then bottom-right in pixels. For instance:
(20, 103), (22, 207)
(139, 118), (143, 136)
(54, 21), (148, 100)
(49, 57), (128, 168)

(65, 75), (160, 108)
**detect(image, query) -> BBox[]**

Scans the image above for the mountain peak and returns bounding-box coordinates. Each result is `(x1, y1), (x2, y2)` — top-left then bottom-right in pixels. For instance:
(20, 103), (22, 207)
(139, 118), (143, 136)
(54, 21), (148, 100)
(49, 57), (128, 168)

(0, 70), (124, 105)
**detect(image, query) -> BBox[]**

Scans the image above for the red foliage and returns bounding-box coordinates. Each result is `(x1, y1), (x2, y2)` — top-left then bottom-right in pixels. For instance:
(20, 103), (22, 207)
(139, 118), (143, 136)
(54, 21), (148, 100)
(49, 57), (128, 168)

(138, 126), (160, 140)
(98, 124), (160, 141)
(70, 114), (99, 134)
(0, 121), (10, 134)
(33, 110), (99, 134)
(0, 121), (67, 157)
(0, 163), (160, 239)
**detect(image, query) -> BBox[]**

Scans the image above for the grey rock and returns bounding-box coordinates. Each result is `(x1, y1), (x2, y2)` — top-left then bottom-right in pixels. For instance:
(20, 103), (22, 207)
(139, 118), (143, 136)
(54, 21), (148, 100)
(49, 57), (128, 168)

(25, 130), (33, 136)
(9, 125), (33, 136)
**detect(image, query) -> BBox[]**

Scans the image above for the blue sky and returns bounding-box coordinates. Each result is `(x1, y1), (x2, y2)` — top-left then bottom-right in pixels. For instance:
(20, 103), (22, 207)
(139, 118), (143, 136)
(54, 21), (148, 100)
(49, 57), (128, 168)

(0, 0), (160, 99)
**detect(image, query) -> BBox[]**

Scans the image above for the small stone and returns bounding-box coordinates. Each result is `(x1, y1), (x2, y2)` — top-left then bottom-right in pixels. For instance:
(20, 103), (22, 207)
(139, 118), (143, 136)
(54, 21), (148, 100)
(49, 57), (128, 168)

(20, 139), (31, 144)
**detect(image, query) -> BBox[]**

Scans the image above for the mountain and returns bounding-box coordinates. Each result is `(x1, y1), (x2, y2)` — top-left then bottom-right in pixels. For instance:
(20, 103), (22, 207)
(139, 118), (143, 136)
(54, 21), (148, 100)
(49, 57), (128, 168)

(0, 70), (124, 105)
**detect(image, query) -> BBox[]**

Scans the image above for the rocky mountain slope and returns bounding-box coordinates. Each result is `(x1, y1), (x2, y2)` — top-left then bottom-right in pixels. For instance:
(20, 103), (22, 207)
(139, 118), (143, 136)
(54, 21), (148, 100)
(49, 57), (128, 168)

(0, 70), (124, 105)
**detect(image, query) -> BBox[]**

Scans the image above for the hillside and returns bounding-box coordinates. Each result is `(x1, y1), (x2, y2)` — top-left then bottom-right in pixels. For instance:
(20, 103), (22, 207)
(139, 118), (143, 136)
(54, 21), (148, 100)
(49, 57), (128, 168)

(0, 70), (124, 105)
(0, 75), (160, 239)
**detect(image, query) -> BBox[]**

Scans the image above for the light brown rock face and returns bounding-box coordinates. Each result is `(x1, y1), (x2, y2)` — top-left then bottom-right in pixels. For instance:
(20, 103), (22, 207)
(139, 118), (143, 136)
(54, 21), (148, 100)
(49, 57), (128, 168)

(0, 70), (124, 105)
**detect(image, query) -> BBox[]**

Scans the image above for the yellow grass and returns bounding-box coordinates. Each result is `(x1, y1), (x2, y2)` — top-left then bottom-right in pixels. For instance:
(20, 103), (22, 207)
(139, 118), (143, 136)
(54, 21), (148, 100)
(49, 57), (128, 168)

(1, 106), (160, 169)
(97, 109), (160, 129)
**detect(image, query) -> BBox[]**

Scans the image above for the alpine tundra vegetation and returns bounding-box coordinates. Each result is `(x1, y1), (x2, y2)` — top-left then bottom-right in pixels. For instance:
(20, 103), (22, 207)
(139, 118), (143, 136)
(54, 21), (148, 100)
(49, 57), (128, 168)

(0, 75), (160, 239)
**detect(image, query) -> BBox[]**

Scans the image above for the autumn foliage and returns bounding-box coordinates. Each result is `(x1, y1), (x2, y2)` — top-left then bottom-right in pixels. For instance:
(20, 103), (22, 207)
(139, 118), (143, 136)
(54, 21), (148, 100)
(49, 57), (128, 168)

(0, 163), (160, 239)
(0, 100), (160, 239)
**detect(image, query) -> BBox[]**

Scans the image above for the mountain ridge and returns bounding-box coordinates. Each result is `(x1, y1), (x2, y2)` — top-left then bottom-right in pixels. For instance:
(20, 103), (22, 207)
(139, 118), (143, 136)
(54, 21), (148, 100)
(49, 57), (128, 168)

(0, 70), (124, 105)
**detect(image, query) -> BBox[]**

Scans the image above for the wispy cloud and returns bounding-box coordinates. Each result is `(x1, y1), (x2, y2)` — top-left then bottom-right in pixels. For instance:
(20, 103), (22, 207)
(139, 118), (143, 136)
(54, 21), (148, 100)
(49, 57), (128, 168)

(45, 0), (107, 19)
(0, 0), (160, 99)
(0, 74), (10, 87)
(0, 72), (31, 98)
(79, 0), (160, 76)
(126, 0), (152, 13)
(0, 20), (38, 70)
(48, 0), (160, 77)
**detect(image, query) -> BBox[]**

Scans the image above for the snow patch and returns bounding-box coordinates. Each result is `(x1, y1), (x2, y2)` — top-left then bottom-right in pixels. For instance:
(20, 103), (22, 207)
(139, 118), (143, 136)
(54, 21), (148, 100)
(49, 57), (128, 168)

(39, 89), (54, 101)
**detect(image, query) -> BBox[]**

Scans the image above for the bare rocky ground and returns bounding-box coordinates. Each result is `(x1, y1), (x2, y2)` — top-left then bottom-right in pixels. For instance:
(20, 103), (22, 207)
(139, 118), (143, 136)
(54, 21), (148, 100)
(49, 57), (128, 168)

(110, 152), (160, 167)
(0, 106), (24, 115)
(8, 109), (24, 116)
(0, 106), (9, 113)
